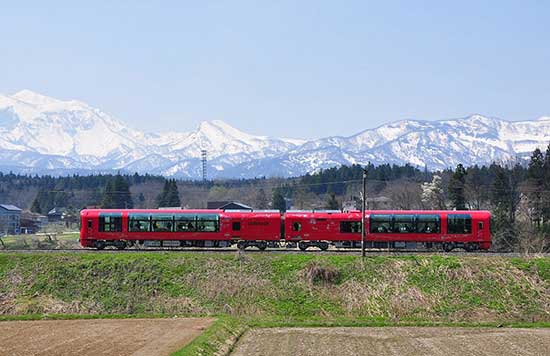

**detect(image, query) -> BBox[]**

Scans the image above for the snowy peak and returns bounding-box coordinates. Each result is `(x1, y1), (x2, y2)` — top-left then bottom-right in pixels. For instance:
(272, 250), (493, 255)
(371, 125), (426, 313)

(0, 90), (548, 178)
(12, 89), (62, 107)
(195, 120), (260, 143)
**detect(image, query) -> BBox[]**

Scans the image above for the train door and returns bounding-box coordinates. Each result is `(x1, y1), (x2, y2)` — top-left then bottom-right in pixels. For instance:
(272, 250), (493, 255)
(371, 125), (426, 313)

(231, 218), (242, 241)
(87, 218), (93, 235)
(476, 220), (484, 240)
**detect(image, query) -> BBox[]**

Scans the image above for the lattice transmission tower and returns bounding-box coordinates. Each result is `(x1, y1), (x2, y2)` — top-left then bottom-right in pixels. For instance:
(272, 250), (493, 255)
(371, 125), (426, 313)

(201, 150), (207, 182)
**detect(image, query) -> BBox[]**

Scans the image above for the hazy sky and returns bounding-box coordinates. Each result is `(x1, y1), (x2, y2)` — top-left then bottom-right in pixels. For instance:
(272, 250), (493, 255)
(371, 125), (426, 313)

(1, 1), (549, 139)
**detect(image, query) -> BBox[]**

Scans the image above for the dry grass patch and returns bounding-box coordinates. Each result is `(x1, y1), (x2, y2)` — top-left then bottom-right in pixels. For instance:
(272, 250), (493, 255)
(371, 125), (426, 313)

(301, 261), (341, 286)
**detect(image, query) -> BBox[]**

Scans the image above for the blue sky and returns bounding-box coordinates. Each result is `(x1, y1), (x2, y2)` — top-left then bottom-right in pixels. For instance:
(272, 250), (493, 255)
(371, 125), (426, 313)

(1, 1), (549, 139)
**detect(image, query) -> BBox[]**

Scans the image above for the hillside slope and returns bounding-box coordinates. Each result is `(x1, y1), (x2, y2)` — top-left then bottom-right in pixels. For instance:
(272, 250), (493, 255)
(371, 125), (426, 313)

(1, 253), (548, 324)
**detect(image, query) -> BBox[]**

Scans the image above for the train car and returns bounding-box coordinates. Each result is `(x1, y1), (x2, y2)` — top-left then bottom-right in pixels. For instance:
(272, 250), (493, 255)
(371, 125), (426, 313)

(222, 210), (282, 250)
(80, 209), (281, 249)
(284, 210), (491, 251)
(283, 210), (362, 250)
(81, 208), (490, 252)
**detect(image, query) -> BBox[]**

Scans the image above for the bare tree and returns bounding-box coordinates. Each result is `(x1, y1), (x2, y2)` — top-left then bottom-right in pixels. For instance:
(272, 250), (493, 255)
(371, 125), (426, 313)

(382, 180), (423, 210)
(421, 175), (446, 210)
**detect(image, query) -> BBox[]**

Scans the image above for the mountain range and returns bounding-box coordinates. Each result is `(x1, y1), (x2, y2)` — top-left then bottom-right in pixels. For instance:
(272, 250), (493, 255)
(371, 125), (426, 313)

(0, 90), (549, 178)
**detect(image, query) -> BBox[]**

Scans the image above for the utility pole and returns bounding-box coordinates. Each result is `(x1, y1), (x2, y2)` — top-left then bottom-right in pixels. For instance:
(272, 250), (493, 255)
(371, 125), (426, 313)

(361, 168), (367, 258)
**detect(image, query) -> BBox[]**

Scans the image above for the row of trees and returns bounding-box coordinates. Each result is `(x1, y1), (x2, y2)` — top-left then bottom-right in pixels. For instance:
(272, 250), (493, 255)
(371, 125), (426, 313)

(16, 143), (550, 252)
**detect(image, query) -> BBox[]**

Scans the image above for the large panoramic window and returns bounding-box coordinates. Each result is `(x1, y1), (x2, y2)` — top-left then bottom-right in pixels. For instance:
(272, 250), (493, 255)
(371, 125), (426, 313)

(370, 214), (392, 233)
(447, 214), (472, 234)
(174, 214), (196, 232)
(151, 214), (173, 232)
(99, 213), (122, 232)
(196, 214), (219, 232)
(393, 215), (415, 233)
(340, 221), (362, 233)
(128, 214), (151, 232)
(416, 214), (440, 233)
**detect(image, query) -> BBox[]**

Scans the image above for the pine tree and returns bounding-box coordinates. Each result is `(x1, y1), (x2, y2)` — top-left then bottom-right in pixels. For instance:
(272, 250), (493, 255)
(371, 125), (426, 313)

(30, 192), (42, 213)
(156, 180), (170, 207)
(165, 180), (181, 207)
(542, 143), (550, 225)
(156, 179), (181, 207)
(272, 189), (286, 212)
(101, 175), (133, 208)
(101, 180), (116, 208)
(449, 164), (467, 210)
(325, 192), (340, 210)
(527, 148), (545, 226)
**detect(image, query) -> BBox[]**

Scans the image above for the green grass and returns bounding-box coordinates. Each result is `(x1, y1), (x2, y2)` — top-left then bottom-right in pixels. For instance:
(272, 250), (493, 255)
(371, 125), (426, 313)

(0, 252), (549, 355)
(0, 232), (80, 250)
(172, 316), (246, 356)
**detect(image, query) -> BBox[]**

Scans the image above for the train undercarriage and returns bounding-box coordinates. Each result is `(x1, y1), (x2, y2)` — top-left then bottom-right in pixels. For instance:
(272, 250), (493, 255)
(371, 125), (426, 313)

(89, 239), (482, 252)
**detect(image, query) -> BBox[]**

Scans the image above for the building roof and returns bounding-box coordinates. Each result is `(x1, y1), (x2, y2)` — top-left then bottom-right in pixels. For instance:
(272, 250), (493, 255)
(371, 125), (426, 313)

(0, 204), (22, 212)
(47, 207), (66, 215)
(206, 201), (253, 210)
(21, 211), (48, 219)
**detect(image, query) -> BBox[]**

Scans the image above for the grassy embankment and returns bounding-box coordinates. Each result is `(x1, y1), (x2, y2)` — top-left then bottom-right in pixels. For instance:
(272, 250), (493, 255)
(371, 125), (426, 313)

(0, 232), (80, 250)
(0, 252), (549, 355)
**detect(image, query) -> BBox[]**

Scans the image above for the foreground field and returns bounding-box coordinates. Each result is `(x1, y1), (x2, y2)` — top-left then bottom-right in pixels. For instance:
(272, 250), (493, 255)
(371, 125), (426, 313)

(1, 252), (549, 355)
(0, 317), (213, 356)
(232, 327), (550, 356)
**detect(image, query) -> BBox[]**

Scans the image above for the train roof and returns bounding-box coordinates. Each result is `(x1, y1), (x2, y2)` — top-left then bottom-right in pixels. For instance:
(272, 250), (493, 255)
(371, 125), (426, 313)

(81, 208), (222, 216)
(285, 210), (491, 218)
(80, 208), (282, 218)
(81, 208), (490, 218)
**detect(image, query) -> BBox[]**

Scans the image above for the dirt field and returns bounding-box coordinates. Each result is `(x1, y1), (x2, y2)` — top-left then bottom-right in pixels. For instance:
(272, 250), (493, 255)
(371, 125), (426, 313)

(231, 327), (550, 356)
(0, 317), (214, 356)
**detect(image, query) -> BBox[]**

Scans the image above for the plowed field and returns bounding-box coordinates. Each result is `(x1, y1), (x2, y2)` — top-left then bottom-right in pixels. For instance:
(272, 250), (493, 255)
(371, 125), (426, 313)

(232, 327), (550, 356)
(0, 318), (213, 356)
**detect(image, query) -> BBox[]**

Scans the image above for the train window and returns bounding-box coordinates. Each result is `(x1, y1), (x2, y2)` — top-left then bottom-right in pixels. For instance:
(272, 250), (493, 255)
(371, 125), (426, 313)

(128, 214), (151, 232)
(87, 220), (92, 229)
(196, 214), (219, 232)
(151, 214), (173, 232)
(478, 222), (483, 230)
(393, 215), (415, 233)
(416, 214), (440, 233)
(232, 222), (241, 231)
(370, 215), (392, 233)
(174, 214), (196, 232)
(292, 222), (302, 231)
(99, 213), (122, 232)
(340, 221), (362, 233)
(447, 214), (472, 234)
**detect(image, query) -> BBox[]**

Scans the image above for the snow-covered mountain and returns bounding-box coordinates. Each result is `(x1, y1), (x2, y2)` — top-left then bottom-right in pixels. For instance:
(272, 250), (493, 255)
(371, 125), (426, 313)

(0, 90), (549, 178)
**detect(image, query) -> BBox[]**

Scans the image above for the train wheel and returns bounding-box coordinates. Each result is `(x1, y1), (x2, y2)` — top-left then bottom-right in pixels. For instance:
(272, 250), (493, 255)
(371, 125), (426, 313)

(319, 242), (329, 251)
(115, 241), (127, 250)
(95, 241), (106, 250)
(298, 241), (308, 251)
(443, 243), (454, 252)
(237, 241), (247, 250)
(464, 243), (478, 252)
(257, 241), (267, 251)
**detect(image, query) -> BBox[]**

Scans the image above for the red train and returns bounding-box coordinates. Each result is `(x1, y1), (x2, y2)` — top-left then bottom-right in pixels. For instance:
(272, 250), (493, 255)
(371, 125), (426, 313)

(80, 209), (491, 251)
